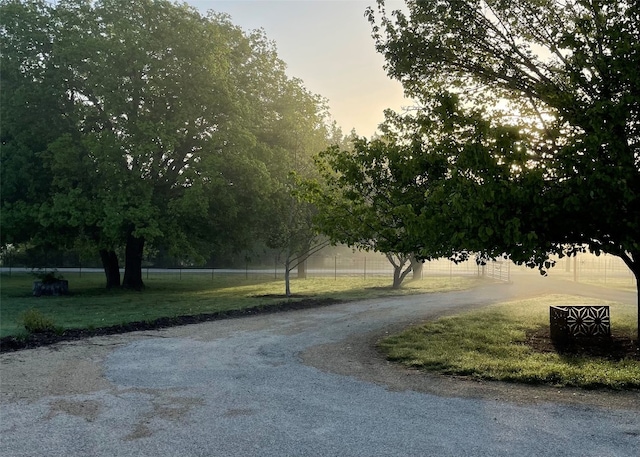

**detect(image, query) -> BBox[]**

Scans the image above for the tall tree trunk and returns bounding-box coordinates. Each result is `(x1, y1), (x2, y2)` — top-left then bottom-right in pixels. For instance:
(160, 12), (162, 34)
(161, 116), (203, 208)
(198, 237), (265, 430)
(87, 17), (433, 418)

(122, 231), (145, 290)
(619, 251), (639, 346)
(632, 266), (639, 347)
(99, 249), (121, 289)
(636, 273), (639, 347)
(285, 260), (292, 297)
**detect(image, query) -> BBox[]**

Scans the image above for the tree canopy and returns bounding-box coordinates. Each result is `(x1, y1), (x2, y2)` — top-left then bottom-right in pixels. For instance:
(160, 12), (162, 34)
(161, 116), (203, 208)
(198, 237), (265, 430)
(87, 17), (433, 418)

(311, 93), (541, 287)
(311, 127), (426, 288)
(366, 0), (639, 332)
(1, 0), (334, 289)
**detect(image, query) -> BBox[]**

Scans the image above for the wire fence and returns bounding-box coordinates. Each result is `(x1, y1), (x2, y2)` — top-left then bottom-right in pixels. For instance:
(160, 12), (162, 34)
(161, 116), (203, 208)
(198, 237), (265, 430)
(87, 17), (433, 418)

(3, 251), (633, 288)
(303, 254), (485, 279)
(0, 254), (488, 282)
(539, 252), (636, 289)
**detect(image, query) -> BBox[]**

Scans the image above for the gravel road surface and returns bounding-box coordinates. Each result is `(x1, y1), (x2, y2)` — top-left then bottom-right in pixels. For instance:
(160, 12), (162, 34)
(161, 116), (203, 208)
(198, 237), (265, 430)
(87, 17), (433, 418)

(1, 276), (639, 456)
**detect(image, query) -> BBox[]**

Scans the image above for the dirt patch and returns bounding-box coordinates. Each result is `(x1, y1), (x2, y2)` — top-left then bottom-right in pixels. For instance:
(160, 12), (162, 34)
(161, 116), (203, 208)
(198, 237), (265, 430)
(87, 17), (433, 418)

(0, 297), (340, 353)
(525, 327), (640, 361)
(302, 326), (640, 410)
(123, 393), (205, 440)
(47, 399), (102, 422)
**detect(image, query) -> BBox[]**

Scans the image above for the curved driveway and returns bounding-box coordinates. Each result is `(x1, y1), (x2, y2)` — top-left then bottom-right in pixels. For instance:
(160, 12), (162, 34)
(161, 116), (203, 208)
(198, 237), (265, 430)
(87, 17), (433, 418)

(1, 275), (639, 456)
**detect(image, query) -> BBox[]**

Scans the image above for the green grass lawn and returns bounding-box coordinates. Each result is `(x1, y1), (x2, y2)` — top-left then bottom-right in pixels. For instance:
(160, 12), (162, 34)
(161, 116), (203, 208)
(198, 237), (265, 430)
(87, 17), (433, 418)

(0, 272), (478, 338)
(379, 294), (640, 390)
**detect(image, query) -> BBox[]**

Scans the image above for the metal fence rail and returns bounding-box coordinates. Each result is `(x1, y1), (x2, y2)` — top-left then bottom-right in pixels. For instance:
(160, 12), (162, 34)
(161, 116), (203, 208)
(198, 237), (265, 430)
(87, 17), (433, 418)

(7, 252), (631, 286)
(0, 255), (486, 281)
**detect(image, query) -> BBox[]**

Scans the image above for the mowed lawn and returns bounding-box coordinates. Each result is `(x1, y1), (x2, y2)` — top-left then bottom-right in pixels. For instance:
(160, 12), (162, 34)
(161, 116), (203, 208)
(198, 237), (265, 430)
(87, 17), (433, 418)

(379, 295), (640, 390)
(0, 272), (478, 338)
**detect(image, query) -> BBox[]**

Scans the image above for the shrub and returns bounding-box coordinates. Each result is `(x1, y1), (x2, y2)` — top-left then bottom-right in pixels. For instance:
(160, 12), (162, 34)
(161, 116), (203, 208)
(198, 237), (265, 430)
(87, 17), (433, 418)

(31, 268), (64, 284)
(21, 309), (57, 333)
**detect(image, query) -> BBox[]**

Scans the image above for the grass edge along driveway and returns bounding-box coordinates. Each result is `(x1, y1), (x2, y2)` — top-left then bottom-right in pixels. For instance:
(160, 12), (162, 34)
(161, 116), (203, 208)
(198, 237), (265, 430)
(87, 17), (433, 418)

(1, 273), (479, 339)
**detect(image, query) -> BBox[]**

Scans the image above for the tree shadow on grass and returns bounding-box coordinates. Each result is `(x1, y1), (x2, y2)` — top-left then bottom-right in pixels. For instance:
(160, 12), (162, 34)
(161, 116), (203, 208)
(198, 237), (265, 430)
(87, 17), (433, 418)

(525, 327), (639, 361)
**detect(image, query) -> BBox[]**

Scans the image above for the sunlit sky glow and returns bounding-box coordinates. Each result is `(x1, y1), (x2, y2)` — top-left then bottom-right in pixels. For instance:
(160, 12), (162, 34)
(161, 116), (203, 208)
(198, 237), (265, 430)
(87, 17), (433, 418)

(188, 0), (411, 137)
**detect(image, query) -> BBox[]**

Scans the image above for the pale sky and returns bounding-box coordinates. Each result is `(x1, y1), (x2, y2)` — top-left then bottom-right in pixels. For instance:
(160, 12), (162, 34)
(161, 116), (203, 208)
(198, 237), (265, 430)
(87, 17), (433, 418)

(188, 0), (411, 137)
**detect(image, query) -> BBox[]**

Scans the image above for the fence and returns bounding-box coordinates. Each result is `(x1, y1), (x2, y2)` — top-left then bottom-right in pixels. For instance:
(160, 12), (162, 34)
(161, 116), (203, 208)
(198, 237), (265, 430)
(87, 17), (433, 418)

(480, 260), (511, 282)
(303, 254), (487, 279)
(0, 254), (492, 282)
(540, 252), (636, 289)
(11, 251), (633, 286)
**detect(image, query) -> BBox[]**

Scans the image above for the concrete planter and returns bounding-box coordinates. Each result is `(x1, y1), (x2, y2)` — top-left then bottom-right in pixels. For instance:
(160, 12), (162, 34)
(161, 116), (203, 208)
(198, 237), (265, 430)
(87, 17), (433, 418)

(33, 280), (69, 297)
(550, 305), (610, 342)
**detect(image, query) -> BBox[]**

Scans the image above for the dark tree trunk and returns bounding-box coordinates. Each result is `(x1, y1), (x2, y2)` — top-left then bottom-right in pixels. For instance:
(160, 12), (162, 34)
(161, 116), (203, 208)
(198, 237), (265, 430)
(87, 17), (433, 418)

(285, 260), (292, 297)
(122, 232), (145, 290)
(628, 264), (640, 347)
(619, 251), (639, 346)
(99, 249), (121, 289)
(633, 268), (640, 348)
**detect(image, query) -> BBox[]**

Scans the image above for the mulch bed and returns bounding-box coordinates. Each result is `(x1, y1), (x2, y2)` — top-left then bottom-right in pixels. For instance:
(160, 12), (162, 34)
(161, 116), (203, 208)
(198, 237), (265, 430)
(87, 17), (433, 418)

(525, 327), (640, 361)
(0, 297), (341, 353)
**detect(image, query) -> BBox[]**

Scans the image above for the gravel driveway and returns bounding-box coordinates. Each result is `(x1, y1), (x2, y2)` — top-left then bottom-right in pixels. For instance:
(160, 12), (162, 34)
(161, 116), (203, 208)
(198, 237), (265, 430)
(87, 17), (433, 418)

(1, 277), (639, 456)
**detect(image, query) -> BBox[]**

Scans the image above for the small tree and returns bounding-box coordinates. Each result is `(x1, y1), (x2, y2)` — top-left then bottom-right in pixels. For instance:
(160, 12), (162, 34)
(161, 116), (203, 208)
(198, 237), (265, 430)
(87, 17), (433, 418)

(311, 94), (535, 289)
(1, 0), (333, 291)
(310, 131), (434, 289)
(266, 184), (330, 296)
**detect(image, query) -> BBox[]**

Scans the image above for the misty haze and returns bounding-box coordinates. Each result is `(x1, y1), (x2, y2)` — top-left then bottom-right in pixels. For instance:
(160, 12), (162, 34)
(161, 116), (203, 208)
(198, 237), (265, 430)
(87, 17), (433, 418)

(1, 1), (638, 456)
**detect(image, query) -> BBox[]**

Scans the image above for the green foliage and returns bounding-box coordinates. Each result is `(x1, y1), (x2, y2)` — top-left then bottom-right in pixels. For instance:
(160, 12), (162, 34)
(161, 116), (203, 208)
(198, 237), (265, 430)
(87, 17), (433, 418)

(308, 129), (421, 287)
(21, 308), (57, 334)
(379, 296), (640, 389)
(366, 0), (639, 268)
(309, 94), (542, 286)
(0, 0), (335, 290)
(361, 0), (640, 336)
(31, 269), (64, 284)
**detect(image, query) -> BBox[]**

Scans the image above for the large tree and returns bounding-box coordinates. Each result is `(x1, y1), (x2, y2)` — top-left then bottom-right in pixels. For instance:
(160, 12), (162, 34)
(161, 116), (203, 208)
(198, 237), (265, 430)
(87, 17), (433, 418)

(368, 0), (639, 334)
(0, 1), (79, 254)
(1, 0), (328, 289)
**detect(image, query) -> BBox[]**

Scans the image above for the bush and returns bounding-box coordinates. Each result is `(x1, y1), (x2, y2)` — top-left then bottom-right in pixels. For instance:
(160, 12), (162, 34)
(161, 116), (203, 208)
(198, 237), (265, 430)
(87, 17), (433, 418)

(31, 268), (64, 284)
(21, 309), (57, 333)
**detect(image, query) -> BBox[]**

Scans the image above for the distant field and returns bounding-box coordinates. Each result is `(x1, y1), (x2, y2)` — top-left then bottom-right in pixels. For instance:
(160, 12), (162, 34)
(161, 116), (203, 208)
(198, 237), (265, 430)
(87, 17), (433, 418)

(539, 253), (637, 293)
(563, 276), (637, 292)
(0, 272), (479, 338)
